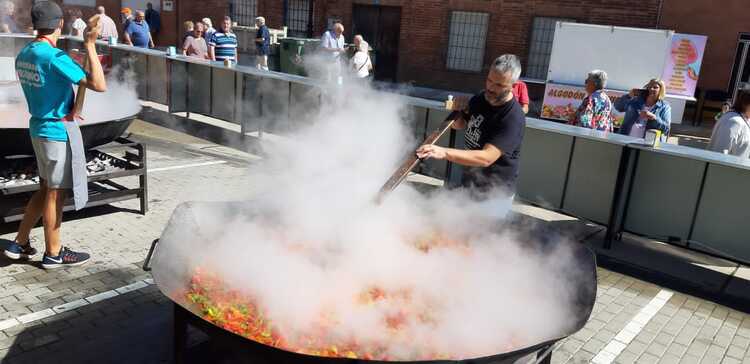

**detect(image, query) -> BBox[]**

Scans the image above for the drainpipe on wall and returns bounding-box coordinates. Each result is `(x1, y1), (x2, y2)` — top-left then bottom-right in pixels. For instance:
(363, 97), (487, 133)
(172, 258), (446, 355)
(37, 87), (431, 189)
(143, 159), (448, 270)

(655, 0), (665, 28)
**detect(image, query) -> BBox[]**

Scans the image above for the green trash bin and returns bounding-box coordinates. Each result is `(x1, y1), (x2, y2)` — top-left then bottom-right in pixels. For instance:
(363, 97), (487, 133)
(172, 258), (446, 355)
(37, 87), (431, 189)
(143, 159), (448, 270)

(279, 37), (321, 76)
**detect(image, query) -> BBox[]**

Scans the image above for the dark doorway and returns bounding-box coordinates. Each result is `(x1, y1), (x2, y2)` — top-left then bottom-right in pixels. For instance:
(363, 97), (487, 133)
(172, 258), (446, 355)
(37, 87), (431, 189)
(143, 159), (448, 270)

(351, 4), (401, 82)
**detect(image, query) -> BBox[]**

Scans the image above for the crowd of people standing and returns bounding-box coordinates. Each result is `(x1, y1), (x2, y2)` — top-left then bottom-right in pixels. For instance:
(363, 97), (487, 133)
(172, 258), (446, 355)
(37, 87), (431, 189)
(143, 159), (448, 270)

(565, 67), (750, 159)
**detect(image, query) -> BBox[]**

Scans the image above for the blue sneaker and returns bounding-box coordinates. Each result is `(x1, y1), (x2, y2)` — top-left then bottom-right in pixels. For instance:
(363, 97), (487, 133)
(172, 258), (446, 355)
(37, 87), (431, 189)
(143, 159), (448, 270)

(42, 247), (90, 270)
(4, 242), (37, 260)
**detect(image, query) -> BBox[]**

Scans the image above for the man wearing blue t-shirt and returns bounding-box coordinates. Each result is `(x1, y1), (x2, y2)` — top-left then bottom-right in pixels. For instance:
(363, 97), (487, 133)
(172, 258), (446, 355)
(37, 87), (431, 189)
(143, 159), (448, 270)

(123, 10), (154, 48)
(254, 16), (270, 71)
(208, 16), (238, 63)
(4, 1), (107, 269)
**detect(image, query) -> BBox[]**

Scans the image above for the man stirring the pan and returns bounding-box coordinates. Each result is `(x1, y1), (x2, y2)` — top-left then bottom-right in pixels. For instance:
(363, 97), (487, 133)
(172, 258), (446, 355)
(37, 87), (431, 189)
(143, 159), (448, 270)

(3, 1), (106, 269)
(417, 55), (526, 208)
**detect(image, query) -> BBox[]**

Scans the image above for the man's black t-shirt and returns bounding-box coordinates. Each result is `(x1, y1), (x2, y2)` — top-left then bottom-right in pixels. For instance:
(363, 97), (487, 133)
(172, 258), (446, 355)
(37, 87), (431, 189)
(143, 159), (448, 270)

(461, 92), (526, 192)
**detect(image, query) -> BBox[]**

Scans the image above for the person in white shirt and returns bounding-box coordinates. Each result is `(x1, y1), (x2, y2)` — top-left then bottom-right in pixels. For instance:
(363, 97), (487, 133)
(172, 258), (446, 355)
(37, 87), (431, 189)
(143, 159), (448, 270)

(95, 6), (118, 41)
(350, 35), (372, 80)
(708, 89), (750, 159)
(69, 10), (85, 37)
(320, 23), (345, 81)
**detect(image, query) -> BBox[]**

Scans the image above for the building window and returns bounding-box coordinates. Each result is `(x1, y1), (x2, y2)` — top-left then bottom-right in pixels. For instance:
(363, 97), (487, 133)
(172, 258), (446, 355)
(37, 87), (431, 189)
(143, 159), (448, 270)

(285, 0), (314, 38)
(230, 0), (257, 26)
(446, 11), (489, 72)
(63, 0), (96, 6)
(526, 17), (575, 80)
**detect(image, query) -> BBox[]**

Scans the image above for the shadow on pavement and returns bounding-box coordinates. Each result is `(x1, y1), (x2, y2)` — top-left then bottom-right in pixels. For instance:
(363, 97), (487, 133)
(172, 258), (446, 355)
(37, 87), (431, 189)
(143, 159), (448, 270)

(1, 271), (172, 364)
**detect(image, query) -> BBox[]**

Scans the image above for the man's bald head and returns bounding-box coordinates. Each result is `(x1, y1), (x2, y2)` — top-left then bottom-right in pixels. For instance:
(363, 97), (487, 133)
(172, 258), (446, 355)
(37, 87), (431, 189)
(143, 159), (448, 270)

(96, 6), (105, 14)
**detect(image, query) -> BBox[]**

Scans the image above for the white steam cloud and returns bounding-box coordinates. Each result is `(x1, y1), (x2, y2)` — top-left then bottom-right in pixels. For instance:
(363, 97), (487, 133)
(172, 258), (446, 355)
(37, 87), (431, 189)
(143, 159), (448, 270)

(0, 64), (141, 129)
(154, 70), (590, 361)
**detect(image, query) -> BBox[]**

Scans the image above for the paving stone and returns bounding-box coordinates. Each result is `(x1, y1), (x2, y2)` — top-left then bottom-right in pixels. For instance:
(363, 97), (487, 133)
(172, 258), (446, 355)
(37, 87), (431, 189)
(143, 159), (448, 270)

(731, 336), (750, 350)
(568, 349), (595, 363)
(722, 358), (742, 364)
(0, 286), (29, 298)
(0, 296), (19, 306)
(687, 339), (711, 357)
(638, 352), (660, 364)
(680, 354), (703, 364)
(27, 299), (65, 312)
(46, 279), (83, 292)
(35, 289), (73, 303)
(646, 341), (668, 357)
(654, 332), (674, 346)
(16, 309), (55, 324)
(666, 342), (688, 357)
(726, 345), (746, 359)
(614, 351), (638, 364)
(0, 337), (13, 350)
(551, 350), (571, 364)
(657, 353), (683, 364)
(18, 333), (59, 351)
(707, 344), (728, 359)
(582, 338), (607, 354)
(702, 355), (725, 364)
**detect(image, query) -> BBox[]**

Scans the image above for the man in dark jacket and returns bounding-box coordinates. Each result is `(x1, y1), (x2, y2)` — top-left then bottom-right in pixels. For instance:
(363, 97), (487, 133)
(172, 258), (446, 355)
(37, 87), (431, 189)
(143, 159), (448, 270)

(145, 2), (160, 40)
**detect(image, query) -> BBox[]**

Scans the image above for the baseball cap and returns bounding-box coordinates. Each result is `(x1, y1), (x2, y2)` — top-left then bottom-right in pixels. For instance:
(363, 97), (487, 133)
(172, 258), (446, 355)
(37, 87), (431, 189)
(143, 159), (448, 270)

(31, 1), (64, 30)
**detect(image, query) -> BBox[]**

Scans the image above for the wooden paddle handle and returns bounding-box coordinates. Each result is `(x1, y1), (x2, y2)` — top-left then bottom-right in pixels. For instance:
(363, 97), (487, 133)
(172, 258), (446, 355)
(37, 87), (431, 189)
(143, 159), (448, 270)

(73, 15), (101, 116)
(374, 111), (462, 204)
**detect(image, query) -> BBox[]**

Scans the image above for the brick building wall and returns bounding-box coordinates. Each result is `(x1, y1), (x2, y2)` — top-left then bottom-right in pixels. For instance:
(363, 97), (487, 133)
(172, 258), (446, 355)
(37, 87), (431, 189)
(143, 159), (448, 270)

(659, 0), (749, 94)
(253, 0), (662, 92)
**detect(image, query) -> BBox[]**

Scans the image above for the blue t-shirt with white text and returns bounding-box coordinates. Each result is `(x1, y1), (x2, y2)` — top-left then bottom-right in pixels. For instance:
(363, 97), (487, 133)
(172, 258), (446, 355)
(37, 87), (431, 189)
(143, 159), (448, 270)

(15, 41), (85, 141)
(125, 20), (151, 48)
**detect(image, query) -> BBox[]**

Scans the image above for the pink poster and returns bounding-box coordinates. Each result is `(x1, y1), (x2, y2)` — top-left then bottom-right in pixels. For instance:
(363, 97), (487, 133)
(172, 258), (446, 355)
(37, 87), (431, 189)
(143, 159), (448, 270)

(661, 33), (708, 97)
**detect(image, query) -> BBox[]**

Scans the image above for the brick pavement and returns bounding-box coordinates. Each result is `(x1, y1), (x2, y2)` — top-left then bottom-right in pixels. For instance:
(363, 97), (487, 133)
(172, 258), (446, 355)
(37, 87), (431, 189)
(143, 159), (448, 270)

(0, 120), (748, 364)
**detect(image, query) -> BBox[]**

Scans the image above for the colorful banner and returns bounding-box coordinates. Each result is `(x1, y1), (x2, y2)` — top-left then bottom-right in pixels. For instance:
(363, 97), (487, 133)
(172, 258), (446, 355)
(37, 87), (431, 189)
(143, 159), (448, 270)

(661, 33), (707, 97)
(541, 83), (627, 127)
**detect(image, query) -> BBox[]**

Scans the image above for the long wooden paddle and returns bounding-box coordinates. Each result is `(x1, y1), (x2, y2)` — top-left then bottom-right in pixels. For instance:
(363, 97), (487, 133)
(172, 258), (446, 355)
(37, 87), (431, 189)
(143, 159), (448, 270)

(374, 110), (461, 204)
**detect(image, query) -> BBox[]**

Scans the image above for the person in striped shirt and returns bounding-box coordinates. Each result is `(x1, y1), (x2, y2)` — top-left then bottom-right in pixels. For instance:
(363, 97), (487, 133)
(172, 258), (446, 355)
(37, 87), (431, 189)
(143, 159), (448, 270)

(208, 16), (238, 63)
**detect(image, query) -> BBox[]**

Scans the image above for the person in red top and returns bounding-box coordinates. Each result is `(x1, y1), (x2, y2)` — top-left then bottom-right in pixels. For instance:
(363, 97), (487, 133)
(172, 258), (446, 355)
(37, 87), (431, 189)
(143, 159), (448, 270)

(512, 80), (529, 114)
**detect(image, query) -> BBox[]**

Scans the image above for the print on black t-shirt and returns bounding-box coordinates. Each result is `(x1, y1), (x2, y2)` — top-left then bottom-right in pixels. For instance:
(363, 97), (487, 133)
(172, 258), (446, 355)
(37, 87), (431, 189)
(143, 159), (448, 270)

(461, 92), (526, 192)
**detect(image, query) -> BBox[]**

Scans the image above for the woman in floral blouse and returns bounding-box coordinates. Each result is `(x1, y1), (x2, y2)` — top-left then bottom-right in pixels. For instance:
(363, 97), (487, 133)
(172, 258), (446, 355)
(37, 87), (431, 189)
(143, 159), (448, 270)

(569, 69), (614, 132)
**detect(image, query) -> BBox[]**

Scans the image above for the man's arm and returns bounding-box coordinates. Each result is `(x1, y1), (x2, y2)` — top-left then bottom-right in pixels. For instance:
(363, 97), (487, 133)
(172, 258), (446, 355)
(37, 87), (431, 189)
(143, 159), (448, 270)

(148, 32), (155, 48)
(181, 38), (189, 55)
(123, 31), (133, 46)
(521, 104), (529, 114)
(452, 113), (467, 129)
(448, 95), (471, 129)
(208, 45), (216, 61)
(76, 20), (106, 92)
(416, 143), (501, 168)
(0, 23), (10, 33)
